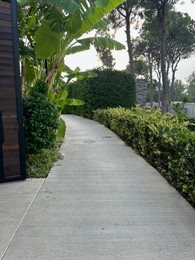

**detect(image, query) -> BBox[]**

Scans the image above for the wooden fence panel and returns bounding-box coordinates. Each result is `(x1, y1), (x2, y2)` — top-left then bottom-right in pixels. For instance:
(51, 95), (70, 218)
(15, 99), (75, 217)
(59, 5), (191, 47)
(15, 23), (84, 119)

(0, 0), (26, 182)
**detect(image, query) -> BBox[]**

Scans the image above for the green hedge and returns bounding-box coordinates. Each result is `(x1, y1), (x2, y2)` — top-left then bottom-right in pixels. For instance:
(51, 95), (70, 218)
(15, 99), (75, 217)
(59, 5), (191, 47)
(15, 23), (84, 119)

(93, 107), (195, 206)
(64, 69), (135, 118)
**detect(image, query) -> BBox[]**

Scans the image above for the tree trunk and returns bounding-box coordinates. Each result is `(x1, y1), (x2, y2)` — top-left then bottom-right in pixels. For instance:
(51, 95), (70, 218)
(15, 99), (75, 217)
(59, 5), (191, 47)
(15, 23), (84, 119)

(158, 80), (161, 109)
(125, 23), (135, 79)
(170, 60), (179, 100)
(158, 7), (169, 112)
(148, 53), (153, 108)
(45, 62), (61, 89)
(125, 15), (137, 104)
(170, 68), (176, 100)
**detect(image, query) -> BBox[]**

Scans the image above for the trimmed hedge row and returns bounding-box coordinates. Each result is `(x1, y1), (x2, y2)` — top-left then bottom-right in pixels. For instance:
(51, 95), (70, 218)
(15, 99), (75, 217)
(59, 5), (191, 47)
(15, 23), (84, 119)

(64, 69), (135, 118)
(93, 107), (195, 206)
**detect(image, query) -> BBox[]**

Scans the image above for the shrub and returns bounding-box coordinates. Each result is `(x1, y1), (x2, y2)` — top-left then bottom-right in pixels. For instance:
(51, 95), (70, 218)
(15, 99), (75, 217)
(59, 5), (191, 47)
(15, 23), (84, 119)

(64, 69), (136, 118)
(94, 107), (195, 206)
(23, 81), (59, 154)
(187, 117), (195, 132)
(26, 116), (66, 178)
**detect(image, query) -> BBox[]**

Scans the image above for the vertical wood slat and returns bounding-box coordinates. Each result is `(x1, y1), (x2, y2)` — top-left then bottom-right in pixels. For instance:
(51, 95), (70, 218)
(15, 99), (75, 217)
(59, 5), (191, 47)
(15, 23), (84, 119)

(0, 0), (26, 182)
(0, 112), (4, 181)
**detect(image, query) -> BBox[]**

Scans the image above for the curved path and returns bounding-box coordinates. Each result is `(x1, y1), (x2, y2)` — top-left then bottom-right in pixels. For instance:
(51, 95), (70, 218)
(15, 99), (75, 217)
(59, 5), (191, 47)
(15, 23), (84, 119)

(1, 115), (195, 259)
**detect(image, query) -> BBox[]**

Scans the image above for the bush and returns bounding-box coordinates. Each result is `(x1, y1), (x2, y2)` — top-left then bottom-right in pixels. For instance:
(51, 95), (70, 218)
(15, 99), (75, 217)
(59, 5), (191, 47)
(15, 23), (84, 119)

(94, 107), (195, 206)
(23, 81), (59, 154)
(64, 69), (136, 118)
(187, 117), (195, 132)
(26, 116), (66, 178)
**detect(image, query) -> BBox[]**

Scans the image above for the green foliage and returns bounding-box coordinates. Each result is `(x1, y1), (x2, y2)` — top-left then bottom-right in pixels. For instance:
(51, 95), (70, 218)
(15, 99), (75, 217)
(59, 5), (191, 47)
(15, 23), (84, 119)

(170, 80), (187, 101)
(94, 106), (195, 206)
(187, 71), (195, 102)
(64, 69), (136, 118)
(187, 117), (195, 132)
(23, 81), (59, 154)
(26, 117), (66, 178)
(18, 0), (126, 89)
(171, 102), (186, 120)
(26, 149), (61, 178)
(57, 118), (66, 141)
(48, 68), (95, 113)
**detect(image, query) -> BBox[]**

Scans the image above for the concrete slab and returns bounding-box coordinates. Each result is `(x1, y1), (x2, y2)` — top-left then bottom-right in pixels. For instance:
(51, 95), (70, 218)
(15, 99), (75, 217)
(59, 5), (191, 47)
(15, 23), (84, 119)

(1, 115), (195, 260)
(0, 179), (44, 259)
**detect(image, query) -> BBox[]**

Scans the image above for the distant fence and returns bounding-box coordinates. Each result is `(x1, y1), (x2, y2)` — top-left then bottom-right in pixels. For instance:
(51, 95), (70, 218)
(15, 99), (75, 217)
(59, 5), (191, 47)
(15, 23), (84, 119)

(146, 102), (195, 118)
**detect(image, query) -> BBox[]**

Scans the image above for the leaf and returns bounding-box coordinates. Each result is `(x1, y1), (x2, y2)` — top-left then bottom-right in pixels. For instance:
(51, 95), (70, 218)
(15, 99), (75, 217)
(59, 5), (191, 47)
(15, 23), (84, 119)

(34, 20), (61, 59)
(66, 36), (125, 57)
(65, 44), (90, 55)
(65, 14), (82, 34)
(25, 59), (35, 84)
(27, 13), (36, 30)
(78, 37), (125, 50)
(19, 44), (35, 58)
(96, 0), (109, 8)
(64, 98), (85, 106)
(44, 0), (80, 14)
(49, 91), (55, 101)
(18, 0), (80, 14)
(60, 90), (68, 100)
(93, 20), (107, 30)
(71, 0), (126, 39)
(63, 65), (74, 74)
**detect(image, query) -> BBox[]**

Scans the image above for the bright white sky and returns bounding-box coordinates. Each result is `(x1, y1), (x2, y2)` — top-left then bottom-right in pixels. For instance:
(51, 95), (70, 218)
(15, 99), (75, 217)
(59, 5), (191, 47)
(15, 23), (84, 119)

(65, 0), (195, 83)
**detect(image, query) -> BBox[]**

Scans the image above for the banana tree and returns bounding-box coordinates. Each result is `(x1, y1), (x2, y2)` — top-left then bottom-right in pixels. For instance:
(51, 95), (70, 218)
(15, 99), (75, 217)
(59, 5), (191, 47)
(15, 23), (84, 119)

(18, 0), (125, 91)
(49, 66), (97, 113)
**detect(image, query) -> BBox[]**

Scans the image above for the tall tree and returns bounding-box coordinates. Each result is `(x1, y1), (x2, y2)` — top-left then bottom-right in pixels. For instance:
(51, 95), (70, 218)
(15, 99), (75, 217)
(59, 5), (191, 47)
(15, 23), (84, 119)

(137, 8), (195, 106)
(115, 0), (141, 79)
(96, 0), (141, 79)
(141, 0), (178, 112)
(134, 19), (160, 107)
(166, 11), (195, 97)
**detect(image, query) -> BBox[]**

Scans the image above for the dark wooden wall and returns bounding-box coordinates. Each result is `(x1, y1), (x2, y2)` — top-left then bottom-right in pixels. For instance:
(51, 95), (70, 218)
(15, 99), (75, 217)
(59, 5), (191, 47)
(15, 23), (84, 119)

(0, 0), (26, 182)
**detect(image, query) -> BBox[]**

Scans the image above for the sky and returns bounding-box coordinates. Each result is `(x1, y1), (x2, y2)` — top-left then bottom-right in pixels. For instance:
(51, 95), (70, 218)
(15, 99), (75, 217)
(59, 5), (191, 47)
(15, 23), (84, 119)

(65, 0), (195, 83)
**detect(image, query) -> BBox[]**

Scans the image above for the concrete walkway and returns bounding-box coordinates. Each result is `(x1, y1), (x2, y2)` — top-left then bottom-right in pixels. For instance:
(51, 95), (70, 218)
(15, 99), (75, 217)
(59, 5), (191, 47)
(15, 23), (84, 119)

(0, 115), (195, 260)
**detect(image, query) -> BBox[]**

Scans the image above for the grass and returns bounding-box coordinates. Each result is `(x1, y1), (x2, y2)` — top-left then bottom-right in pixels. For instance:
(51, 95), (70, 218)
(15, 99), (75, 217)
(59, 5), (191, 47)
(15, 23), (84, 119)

(26, 118), (66, 178)
(26, 149), (61, 178)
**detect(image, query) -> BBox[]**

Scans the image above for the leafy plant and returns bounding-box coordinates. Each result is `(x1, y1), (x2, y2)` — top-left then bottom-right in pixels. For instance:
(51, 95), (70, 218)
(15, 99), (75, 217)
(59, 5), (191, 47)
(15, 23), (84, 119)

(48, 68), (97, 113)
(18, 0), (126, 91)
(23, 81), (59, 154)
(94, 106), (195, 207)
(171, 102), (186, 120)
